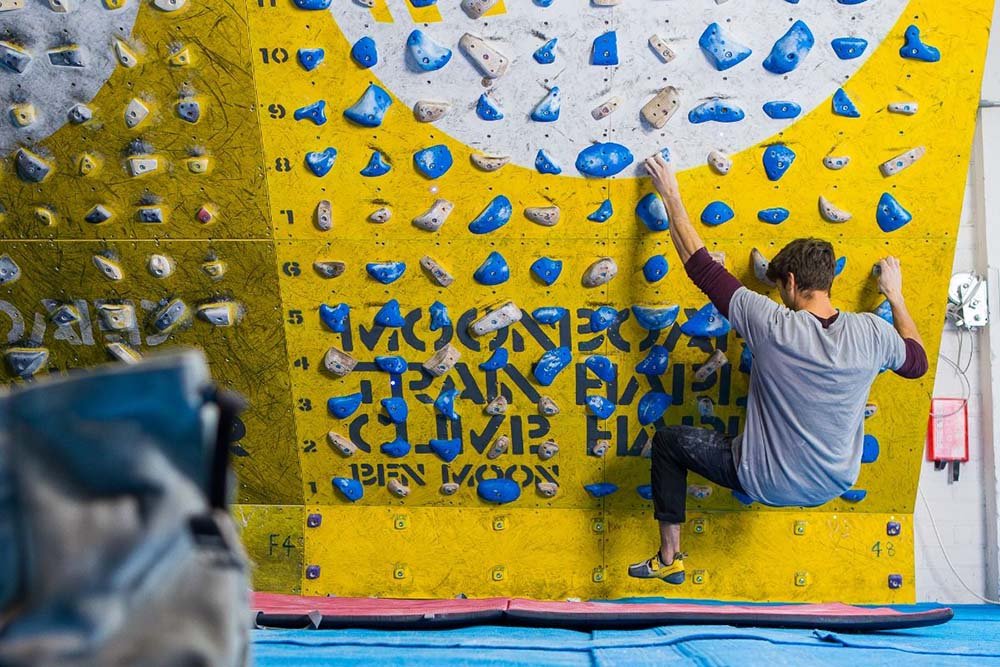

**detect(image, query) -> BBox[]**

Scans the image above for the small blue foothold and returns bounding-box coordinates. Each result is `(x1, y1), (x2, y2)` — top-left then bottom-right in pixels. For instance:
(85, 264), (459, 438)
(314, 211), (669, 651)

(638, 391), (670, 425)
(297, 48), (325, 71)
(533, 38), (557, 64)
(375, 355), (408, 374)
(476, 93), (504, 121)
(575, 142), (634, 177)
(835, 256), (847, 276)
(832, 88), (860, 118)
(701, 201), (735, 226)
(643, 256), (669, 282)
(531, 87), (561, 122)
(350, 36), (378, 69)
(295, 100), (327, 125)
(762, 20), (814, 74)
(344, 83), (392, 127)
(732, 490), (755, 506)
(631, 304), (680, 331)
(636, 485), (653, 500)
(435, 388), (460, 421)
(410, 0), (436, 5)
(429, 301), (450, 331)
(585, 355), (616, 383)
(636, 345), (669, 376)
(327, 393), (363, 419)
(739, 343), (753, 373)
(588, 199), (614, 222)
(534, 346), (572, 386)
(374, 299), (405, 327)
(530, 256), (563, 285)
(591, 31), (618, 66)
(874, 300), (894, 325)
(862, 434), (880, 463)
(366, 262), (406, 284)
(360, 151), (391, 177)
(293, 0), (330, 9)
(406, 29), (452, 71)
(758, 207), (790, 224)
(468, 195), (513, 234)
(586, 395), (616, 419)
(480, 347), (509, 371)
(319, 303), (349, 332)
(688, 98), (746, 124)
(584, 483), (619, 498)
(636, 193), (669, 231)
(380, 438), (411, 458)
(831, 37), (868, 60)
(413, 144), (453, 179)
(876, 192), (912, 232)
(590, 307), (618, 333)
(841, 489), (867, 502)
(534, 0), (553, 5)
(762, 101), (801, 119)
(762, 144), (796, 181)
(533, 307), (568, 325)
(699, 22), (752, 71)
(478, 478), (521, 504)
(430, 438), (461, 462)
(900, 25), (940, 62)
(473, 251), (510, 285)
(333, 477), (363, 501)
(534, 149), (562, 175)
(681, 302), (731, 337)
(305, 147), (337, 177)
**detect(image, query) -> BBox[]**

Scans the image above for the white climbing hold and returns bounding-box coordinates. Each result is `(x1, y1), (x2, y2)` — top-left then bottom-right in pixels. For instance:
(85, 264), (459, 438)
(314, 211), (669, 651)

(168, 47), (192, 67)
(413, 100), (450, 123)
(879, 146), (925, 177)
(47, 0), (78, 12)
(864, 403), (878, 418)
(0, 0), (26, 10)
(458, 33), (509, 79)
(470, 154), (510, 172)
(327, 431), (358, 457)
(648, 35), (676, 63)
(79, 154), (99, 176)
(697, 396), (715, 417)
(387, 479), (410, 498)
(10, 103), (35, 128)
(187, 157), (209, 174)
(460, 0), (497, 19)
(148, 254), (174, 278)
(591, 439), (610, 457)
(487, 435), (509, 460)
(419, 255), (454, 287)
(707, 150), (732, 175)
(323, 347), (357, 377)
(485, 395), (508, 416)
(536, 482), (558, 498)
(751, 248), (775, 286)
(694, 349), (728, 382)
(197, 302), (241, 327)
(97, 304), (136, 331)
(413, 198), (454, 232)
(887, 101), (918, 115)
(591, 97), (621, 121)
(313, 261), (346, 279)
(423, 343), (460, 377)
(369, 207), (391, 223)
(124, 98), (149, 129)
(537, 439), (559, 461)
(822, 155), (850, 170)
(640, 432), (653, 458)
(201, 260), (227, 281)
(641, 86), (680, 129)
(441, 482), (460, 495)
(114, 39), (138, 68)
(126, 157), (159, 177)
(818, 195), (852, 223)
(470, 301), (522, 336)
(315, 200), (332, 231)
(538, 396), (559, 416)
(92, 256), (124, 281)
(582, 257), (618, 287)
(688, 484), (713, 499)
(592, 0), (622, 5)
(106, 342), (141, 364)
(524, 206), (560, 227)
(152, 0), (185, 11)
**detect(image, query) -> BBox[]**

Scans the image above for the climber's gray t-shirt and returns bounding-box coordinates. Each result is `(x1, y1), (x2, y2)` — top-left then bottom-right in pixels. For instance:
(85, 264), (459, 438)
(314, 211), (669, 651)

(728, 287), (906, 506)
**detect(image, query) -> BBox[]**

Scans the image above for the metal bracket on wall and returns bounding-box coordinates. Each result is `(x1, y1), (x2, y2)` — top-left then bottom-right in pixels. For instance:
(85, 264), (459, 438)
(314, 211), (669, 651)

(947, 271), (989, 329)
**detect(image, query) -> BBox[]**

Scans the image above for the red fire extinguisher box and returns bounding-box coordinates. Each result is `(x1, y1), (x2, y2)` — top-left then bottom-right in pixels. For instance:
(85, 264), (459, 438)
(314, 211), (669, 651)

(927, 398), (970, 462)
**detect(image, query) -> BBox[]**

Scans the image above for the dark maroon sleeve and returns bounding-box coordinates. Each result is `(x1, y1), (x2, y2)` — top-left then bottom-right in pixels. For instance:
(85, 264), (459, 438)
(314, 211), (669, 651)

(683, 247), (744, 318)
(893, 338), (928, 379)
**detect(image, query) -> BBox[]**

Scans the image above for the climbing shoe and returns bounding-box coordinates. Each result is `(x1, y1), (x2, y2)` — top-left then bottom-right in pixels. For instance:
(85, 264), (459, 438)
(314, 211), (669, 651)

(628, 552), (685, 584)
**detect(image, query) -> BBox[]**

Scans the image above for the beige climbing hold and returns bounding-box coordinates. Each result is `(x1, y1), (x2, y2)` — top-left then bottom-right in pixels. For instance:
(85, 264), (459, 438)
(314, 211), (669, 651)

(47, 0), (77, 12)
(709, 251), (726, 265)
(423, 343), (461, 377)
(470, 154), (510, 172)
(124, 98), (149, 129)
(641, 86), (680, 129)
(441, 482), (460, 495)
(420, 255), (454, 287)
(93, 255), (124, 281)
(591, 439), (611, 457)
(323, 347), (357, 377)
(688, 484), (713, 499)
(114, 39), (138, 67)
(97, 303), (136, 331)
(148, 254), (175, 278)
(887, 101), (918, 115)
(201, 259), (226, 281)
(694, 349), (728, 382)
(10, 103), (35, 127)
(413, 198), (454, 232)
(818, 195), (852, 223)
(460, 0), (497, 19)
(708, 150), (732, 175)
(582, 257), (618, 287)
(35, 208), (56, 226)
(105, 342), (141, 364)
(879, 146), (925, 177)
(487, 435), (509, 460)
(78, 153), (99, 176)
(648, 35), (676, 63)
(591, 96), (621, 121)
(327, 431), (357, 457)
(0, 0), (26, 10)
(822, 155), (850, 170)
(538, 396), (559, 416)
(387, 479), (410, 498)
(187, 157), (210, 174)
(313, 261), (346, 279)
(864, 403), (878, 418)
(197, 302), (241, 327)
(750, 248), (775, 286)
(470, 302), (522, 336)
(413, 100), (450, 123)
(458, 33), (509, 79)
(103, 0), (127, 8)
(485, 395), (508, 416)
(126, 156), (158, 177)
(314, 200), (332, 231)
(536, 481), (559, 498)
(168, 47), (192, 67)
(369, 207), (391, 223)
(152, 0), (186, 11)
(524, 206), (560, 227)
(538, 439), (559, 461)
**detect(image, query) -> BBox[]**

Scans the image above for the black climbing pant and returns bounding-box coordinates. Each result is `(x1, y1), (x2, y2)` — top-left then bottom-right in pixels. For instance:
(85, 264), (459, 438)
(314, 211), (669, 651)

(651, 425), (745, 524)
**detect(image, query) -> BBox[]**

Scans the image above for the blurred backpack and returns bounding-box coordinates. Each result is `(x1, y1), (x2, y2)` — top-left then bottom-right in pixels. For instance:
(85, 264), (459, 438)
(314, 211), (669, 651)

(0, 350), (250, 667)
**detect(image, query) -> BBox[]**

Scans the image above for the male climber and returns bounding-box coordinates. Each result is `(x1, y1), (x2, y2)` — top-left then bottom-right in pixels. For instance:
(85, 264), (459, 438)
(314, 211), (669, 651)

(628, 154), (929, 584)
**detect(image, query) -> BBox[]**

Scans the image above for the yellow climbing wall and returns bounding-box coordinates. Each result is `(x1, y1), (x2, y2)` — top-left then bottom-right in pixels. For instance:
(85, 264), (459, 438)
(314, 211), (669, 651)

(0, 0), (992, 603)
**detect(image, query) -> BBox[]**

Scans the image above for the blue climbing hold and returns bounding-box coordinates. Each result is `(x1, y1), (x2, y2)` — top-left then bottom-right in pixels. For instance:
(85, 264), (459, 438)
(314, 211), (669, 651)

(374, 299), (405, 328)
(293, 0), (330, 9)
(636, 345), (669, 376)
(758, 207), (790, 224)
(732, 490), (755, 506)
(413, 144), (453, 179)
(534, 346), (572, 386)
(832, 87), (860, 118)
(762, 101), (801, 119)
(837, 0), (869, 3)
(380, 438), (411, 458)
(835, 256), (847, 276)
(535, 149), (562, 175)
(876, 192), (912, 233)
(531, 87), (561, 122)
(406, 29), (452, 71)
(584, 483), (619, 498)
(468, 195), (512, 234)
(643, 255), (669, 283)
(841, 489), (868, 502)
(585, 355), (616, 383)
(575, 142), (634, 177)
(476, 93), (504, 121)
(319, 303), (349, 332)
(435, 388), (460, 421)
(590, 307), (618, 333)
(631, 304), (680, 331)
(699, 22), (752, 71)
(862, 434), (880, 463)
(327, 393), (363, 419)
(344, 84), (392, 127)
(588, 199), (614, 222)
(333, 477), (363, 502)
(636, 193), (669, 231)
(533, 38), (557, 64)
(636, 485), (653, 500)
(533, 307), (568, 325)
(375, 355), (408, 374)
(297, 48), (324, 71)
(874, 300), (894, 325)
(900, 25), (940, 62)
(591, 31), (618, 66)
(831, 37), (868, 60)
(305, 147), (337, 177)
(535, 0), (553, 6)
(429, 301), (450, 331)
(473, 251), (510, 285)
(430, 438), (461, 463)
(701, 201), (735, 226)
(367, 262), (406, 284)
(638, 391), (670, 425)
(762, 144), (796, 181)
(681, 303), (731, 337)
(410, 0), (437, 5)
(480, 347), (509, 371)
(530, 256), (563, 285)
(739, 343), (753, 373)
(586, 395), (616, 419)
(360, 151), (391, 177)
(478, 478), (521, 504)
(350, 36), (378, 68)
(688, 98), (746, 124)
(294, 100), (327, 125)
(762, 20), (814, 74)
